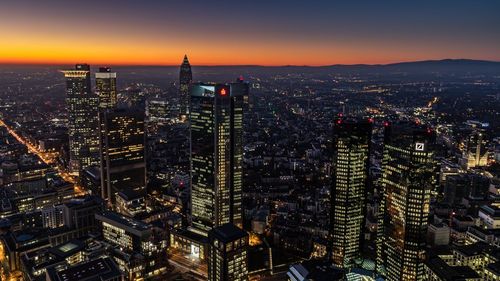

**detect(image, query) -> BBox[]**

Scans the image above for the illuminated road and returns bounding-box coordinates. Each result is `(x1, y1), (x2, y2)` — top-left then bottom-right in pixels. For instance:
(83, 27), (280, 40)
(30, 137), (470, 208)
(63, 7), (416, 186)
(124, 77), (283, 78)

(0, 119), (85, 196)
(0, 241), (22, 281)
(427, 96), (439, 108)
(168, 249), (207, 280)
(0, 120), (55, 164)
(0, 241), (6, 281)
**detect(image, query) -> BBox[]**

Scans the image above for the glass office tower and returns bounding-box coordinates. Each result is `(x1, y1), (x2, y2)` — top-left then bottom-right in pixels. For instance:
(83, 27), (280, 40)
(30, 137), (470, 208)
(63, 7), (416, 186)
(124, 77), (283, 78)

(330, 119), (372, 268)
(189, 80), (248, 235)
(95, 67), (117, 109)
(376, 123), (437, 281)
(462, 130), (489, 169)
(99, 109), (146, 205)
(62, 64), (100, 175)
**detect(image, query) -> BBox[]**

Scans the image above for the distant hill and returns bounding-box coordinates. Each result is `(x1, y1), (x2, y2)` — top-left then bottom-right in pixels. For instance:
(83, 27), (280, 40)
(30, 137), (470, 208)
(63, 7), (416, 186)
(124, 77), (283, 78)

(332, 59), (500, 73)
(187, 59), (500, 76)
(1, 59), (499, 89)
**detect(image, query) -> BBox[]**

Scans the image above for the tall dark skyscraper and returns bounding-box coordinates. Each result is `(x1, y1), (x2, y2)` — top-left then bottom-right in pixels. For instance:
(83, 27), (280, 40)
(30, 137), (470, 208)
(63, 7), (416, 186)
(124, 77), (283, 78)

(179, 54), (192, 118)
(376, 123), (437, 281)
(329, 119), (372, 269)
(62, 64), (100, 175)
(95, 67), (117, 109)
(189, 80), (248, 235)
(99, 109), (146, 205)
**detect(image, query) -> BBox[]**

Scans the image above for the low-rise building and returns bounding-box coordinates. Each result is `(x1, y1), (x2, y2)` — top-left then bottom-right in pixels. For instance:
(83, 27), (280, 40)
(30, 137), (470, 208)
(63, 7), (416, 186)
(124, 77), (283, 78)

(479, 205), (500, 229)
(45, 257), (123, 281)
(427, 223), (451, 246)
(95, 211), (168, 280)
(208, 223), (249, 281)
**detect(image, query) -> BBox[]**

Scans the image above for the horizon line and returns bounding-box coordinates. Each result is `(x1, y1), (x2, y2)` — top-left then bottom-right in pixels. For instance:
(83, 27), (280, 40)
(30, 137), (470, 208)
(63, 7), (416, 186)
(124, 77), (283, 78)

(0, 58), (499, 68)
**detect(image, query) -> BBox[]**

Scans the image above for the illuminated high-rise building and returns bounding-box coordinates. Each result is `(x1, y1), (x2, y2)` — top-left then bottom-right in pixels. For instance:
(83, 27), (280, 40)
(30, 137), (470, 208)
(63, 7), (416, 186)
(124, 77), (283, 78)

(208, 223), (248, 281)
(62, 64), (100, 175)
(179, 54), (193, 118)
(146, 98), (172, 123)
(99, 109), (146, 205)
(189, 80), (248, 235)
(95, 67), (117, 109)
(376, 123), (437, 281)
(461, 130), (489, 169)
(329, 119), (372, 269)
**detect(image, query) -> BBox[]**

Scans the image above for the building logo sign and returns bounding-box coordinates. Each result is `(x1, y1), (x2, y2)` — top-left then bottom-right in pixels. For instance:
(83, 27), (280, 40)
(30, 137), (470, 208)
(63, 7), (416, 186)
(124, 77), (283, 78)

(415, 142), (425, 151)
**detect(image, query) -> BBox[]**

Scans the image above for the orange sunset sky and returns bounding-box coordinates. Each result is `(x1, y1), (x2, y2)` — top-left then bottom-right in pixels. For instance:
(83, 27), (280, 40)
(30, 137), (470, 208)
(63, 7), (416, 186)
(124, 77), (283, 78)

(1, 1), (499, 66)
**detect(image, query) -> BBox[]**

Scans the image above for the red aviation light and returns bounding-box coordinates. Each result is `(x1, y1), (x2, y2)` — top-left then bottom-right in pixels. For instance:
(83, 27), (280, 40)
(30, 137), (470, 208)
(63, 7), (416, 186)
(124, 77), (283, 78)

(383, 121), (390, 127)
(336, 119), (342, 125)
(220, 88), (227, 96)
(368, 117), (374, 123)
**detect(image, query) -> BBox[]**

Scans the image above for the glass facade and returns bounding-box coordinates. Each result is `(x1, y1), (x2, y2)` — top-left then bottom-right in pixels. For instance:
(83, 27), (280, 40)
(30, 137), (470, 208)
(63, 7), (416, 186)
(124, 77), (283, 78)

(99, 109), (146, 204)
(95, 67), (117, 109)
(376, 124), (437, 281)
(190, 82), (248, 235)
(462, 130), (489, 169)
(62, 64), (100, 175)
(330, 120), (372, 268)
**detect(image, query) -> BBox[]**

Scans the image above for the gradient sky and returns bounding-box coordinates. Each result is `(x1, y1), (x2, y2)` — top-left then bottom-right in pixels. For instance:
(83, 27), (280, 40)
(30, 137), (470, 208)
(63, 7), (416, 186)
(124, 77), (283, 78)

(1, 0), (499, 66)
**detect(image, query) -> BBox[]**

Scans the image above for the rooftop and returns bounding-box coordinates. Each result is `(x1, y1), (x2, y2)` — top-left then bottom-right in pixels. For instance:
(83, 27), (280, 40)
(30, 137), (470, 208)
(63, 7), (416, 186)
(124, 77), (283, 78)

(487, 262), (500, 275)
(117, 189), (143, 201)
(96, 211), (150, 235)
(173, 227), (209, 244)
(425, 257), (480, 281)
(454, 241), (491, 257)
(46, 257), (122, 281)
(49, 240), (85, 258)
(480, 205), (500, 218)
(209, 223), (248, 243)
(64, 195), (104, 209)
(288, 259), (344, 281)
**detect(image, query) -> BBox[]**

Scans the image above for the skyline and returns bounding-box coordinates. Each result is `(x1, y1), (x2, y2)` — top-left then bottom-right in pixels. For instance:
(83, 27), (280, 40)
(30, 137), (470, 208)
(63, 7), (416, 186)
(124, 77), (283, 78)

(1, 5), (500, 278)
(1, 0), (500, 66)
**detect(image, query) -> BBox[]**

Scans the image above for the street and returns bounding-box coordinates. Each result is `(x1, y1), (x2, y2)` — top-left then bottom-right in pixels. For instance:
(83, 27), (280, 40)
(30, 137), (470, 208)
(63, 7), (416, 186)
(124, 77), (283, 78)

(0, 119), (85, 196)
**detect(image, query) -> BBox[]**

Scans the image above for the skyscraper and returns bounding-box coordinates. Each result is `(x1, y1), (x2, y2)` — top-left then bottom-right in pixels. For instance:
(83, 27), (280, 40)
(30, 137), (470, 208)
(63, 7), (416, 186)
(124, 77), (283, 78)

(208, 223), (249, 281)
(146, 99), (171, 123)
(461, 130), (489, 169)
(62, 64), (100, 175)
(189, 80), (248, 235)
(179, 55), (193, 118)
(376, 123), (437, 281)
(329, 119), (372, 268)
(99, 109), (146, 205)
(95, 67), (117, 109)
